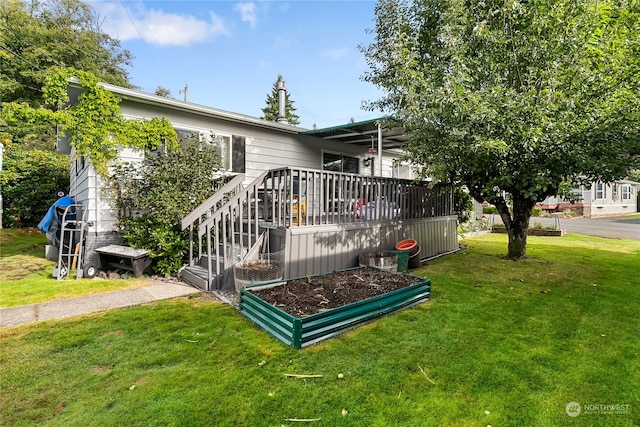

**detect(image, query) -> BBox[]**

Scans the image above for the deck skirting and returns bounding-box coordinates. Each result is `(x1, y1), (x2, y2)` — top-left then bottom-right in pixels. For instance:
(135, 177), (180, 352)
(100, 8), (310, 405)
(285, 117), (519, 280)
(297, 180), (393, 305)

(270, 215), (458, 279)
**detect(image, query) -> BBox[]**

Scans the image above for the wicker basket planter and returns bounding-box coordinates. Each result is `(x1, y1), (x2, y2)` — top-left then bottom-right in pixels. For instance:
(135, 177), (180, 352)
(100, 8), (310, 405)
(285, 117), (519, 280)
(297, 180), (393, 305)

(240, 266), (431, 348)
(233, 259), (283, 293)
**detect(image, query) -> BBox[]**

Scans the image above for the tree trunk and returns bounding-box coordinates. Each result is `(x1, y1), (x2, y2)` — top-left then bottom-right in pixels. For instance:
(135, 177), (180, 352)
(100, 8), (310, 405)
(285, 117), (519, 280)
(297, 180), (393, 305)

(495, 196), (535, 259)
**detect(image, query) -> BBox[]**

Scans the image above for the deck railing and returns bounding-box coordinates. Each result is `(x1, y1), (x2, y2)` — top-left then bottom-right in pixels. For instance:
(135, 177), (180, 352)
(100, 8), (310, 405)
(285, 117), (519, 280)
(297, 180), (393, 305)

(260, 167), (454, 227)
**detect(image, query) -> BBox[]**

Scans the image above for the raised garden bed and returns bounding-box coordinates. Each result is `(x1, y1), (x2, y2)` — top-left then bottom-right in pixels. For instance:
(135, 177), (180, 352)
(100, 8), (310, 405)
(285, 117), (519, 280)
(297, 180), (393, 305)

(492, 226), (566, 236)
(240, 266), (431, 348)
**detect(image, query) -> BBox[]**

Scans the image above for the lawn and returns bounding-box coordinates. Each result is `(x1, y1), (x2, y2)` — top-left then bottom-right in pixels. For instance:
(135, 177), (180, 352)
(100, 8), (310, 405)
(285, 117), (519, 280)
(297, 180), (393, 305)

(0, 228), (154, 307)
(1, 232), (639, 426)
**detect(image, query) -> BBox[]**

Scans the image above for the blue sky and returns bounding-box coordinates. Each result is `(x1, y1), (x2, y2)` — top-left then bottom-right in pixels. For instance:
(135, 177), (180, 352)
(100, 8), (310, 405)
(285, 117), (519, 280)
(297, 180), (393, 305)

(88, 1), (384, 129)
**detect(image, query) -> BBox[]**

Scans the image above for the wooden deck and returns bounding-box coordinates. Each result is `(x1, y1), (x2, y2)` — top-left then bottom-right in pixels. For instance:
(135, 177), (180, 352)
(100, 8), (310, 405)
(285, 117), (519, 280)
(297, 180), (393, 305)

(180, 167), (458, 291)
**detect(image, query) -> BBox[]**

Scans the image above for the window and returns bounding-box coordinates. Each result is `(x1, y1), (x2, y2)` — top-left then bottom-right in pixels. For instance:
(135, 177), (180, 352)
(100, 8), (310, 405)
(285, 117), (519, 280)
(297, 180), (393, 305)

(75, 156), (85, 176)
(323, 152), (359, 174)
(595, 182), (606, 200)
(393, 161), (416, 180)
(612, 184), (619, 201)
(150, 128), (245, 174)
(621, 185), (633, 201)
(202, 132), (232, 170)
(176, 129), (200, 145)
(204, 133), (246, 173)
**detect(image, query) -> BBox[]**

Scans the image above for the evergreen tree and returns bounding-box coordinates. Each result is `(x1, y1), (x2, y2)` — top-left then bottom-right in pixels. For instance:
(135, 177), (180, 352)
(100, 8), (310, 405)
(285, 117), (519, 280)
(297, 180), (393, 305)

(154, 86), (172, 98)
(260, 74), (300, 125)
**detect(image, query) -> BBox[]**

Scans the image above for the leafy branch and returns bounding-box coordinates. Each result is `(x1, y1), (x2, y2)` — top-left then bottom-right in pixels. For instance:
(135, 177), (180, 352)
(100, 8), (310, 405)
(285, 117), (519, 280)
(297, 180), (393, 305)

(1, 67), (177, 176)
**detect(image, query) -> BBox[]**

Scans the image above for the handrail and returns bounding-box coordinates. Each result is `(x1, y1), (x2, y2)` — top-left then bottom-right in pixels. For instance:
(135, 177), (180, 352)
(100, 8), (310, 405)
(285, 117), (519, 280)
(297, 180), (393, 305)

(197, 171), (270, 235)
(180, 173), (244, 230)
(180, 174), (245, 231)
(193, 171), (270, 289)
(180, 173), (246, 274)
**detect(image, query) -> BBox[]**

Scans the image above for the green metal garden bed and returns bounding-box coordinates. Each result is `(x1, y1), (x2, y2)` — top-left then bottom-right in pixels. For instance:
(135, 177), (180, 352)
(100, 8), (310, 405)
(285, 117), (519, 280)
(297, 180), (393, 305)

(240, 266), (431, 348)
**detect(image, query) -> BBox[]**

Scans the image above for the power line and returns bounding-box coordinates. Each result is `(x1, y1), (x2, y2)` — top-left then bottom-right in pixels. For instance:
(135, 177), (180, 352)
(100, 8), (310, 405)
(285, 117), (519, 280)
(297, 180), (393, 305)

(118, 1), (165, 84)
(0, 45), (37, 70)
(0, 22), (59, 69)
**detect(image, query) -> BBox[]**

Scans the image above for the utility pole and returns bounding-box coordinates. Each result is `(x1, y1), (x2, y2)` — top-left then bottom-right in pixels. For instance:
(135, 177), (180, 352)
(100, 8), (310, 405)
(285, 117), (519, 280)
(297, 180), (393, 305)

(179, 84), (188, 102)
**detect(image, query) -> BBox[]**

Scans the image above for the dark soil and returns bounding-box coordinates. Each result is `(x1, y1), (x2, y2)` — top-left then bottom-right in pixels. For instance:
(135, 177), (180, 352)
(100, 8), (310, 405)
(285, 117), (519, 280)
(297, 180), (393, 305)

(247, 267), (424, 317)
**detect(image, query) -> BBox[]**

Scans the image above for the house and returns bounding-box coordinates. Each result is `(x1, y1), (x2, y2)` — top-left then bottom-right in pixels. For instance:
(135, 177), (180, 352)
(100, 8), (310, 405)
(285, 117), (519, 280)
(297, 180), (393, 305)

(537, 180), (639, 217)
(62, 80), (459, 290)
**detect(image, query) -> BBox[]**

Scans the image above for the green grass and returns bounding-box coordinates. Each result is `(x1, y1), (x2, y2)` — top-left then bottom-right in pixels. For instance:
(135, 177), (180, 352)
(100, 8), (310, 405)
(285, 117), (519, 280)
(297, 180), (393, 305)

(1, 233), (639, 426)
(0, 228), (153, 307)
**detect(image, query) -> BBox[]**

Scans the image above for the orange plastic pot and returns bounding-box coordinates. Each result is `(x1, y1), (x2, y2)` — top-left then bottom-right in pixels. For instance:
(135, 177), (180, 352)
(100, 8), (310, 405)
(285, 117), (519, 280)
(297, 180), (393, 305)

(395, 239), (417, 252)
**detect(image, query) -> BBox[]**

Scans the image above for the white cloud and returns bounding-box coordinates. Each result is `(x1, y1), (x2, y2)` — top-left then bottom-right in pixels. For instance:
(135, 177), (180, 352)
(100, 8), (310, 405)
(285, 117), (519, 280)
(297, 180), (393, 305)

(324, 47), (349, 60)
(234, 2), (258, 29)
(94, 2), (231, 47)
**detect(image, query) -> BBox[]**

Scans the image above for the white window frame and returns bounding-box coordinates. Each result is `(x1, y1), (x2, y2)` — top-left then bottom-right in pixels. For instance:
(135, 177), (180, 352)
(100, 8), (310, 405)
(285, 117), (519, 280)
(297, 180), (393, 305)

(595, 182), (606, 200)
(621, 185), (632, 201)
(200, 131), (232, 172)
(392, 160), (416, 180)
(172, 126), (233, 172)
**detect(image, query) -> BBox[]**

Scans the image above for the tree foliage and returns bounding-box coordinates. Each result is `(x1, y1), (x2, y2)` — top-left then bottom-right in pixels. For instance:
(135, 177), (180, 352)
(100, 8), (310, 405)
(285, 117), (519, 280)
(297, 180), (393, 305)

(362, 0), (640, 258)
(154, 86), (172, 98)
(109, 139), (223, 275)
(260, 74), (300, 125)
(0, 0), (132, 102)
(0, 144), (70, 228)
(2, 67), (177, 176)
(0, 0), (133, 148)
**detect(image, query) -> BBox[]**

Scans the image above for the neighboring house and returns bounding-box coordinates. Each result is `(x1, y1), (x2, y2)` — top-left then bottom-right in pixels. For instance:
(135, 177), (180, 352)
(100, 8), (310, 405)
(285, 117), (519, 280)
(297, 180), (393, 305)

(61, 81), (458, 290)
(537, 180), (639, 217)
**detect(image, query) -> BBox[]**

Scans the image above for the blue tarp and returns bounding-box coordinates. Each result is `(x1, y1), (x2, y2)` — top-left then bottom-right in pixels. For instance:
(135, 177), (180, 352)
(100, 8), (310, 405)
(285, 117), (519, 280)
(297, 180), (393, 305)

(37, 196), (75, 245)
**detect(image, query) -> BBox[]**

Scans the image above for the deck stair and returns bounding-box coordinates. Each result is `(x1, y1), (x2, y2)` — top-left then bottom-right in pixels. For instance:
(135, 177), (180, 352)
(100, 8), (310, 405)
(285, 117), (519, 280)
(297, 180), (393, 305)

(179, 172), (270, 291)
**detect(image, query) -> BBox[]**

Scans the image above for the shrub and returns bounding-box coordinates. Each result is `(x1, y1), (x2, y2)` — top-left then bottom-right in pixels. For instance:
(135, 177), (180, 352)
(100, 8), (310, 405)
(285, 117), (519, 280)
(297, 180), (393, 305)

(483, 205), (498, 215)
(0, 145), (69, 228)
(120, 217), (188, 276)
(532, 221), (547, 229)
(109, 139), (223, 275)
(531, 207), (543, 217)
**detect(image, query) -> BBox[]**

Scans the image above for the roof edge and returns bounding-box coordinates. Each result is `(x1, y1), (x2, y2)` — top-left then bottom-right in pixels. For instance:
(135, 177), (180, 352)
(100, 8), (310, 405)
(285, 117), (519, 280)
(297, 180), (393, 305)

(67, 77), (306, 134)
(301, 116), (400, 135)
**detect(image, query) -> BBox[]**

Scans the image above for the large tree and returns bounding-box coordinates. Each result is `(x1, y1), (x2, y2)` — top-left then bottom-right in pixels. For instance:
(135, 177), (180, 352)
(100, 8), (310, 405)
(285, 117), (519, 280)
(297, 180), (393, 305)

(0, 0), (133, 148)
(260, 74), (300, 125)
(362, 0), (640, 259)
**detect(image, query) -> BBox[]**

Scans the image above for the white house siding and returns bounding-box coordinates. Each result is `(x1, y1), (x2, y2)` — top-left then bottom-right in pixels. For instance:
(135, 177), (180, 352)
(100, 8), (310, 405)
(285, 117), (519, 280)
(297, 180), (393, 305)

(537, 181), (638, 217)
(116, 97), (404, 184)
(589, 181), (638, 217)
(69, 145), (145, 269)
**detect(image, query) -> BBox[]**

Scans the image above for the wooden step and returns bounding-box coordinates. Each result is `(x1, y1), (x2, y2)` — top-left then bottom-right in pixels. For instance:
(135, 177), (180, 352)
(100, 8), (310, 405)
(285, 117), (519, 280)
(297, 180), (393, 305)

(180, 265), (220, 291)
